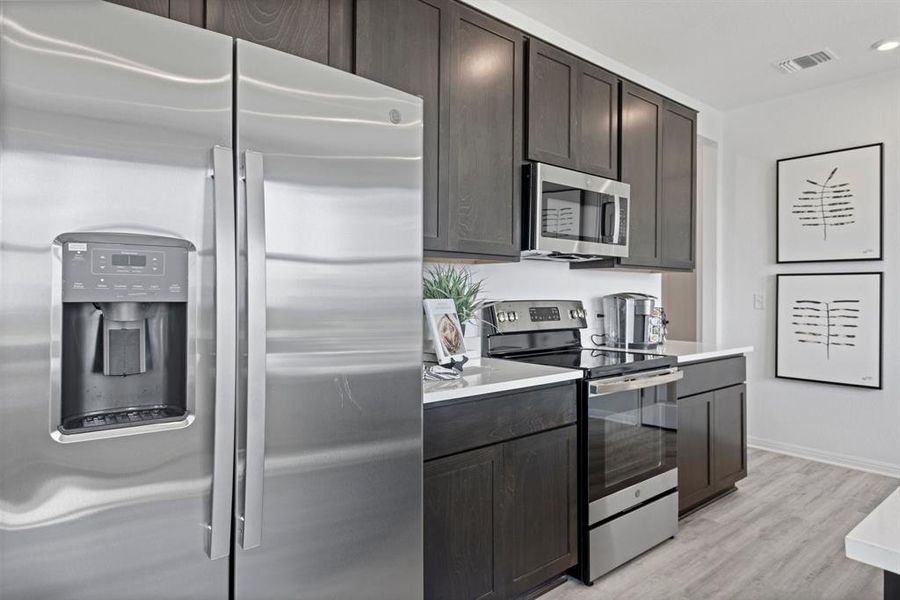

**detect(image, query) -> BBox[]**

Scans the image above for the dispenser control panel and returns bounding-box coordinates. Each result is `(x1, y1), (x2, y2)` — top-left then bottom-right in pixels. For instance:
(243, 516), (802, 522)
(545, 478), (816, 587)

(92, 248), (165, 275)
(61, 237), (189, 303)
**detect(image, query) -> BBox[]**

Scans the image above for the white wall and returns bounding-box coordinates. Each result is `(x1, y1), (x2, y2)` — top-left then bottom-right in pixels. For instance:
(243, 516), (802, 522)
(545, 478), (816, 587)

(720, 68), (900, 477)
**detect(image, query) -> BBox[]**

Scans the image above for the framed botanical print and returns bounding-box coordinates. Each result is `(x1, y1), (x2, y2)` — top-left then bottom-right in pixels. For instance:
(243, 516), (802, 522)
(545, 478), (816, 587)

(777, 143), (883, 263)
(776, 273), (882, 389)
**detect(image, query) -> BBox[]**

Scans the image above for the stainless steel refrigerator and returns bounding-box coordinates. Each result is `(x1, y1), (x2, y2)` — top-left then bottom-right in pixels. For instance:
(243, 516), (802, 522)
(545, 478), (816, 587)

(0, 2), (424, 599)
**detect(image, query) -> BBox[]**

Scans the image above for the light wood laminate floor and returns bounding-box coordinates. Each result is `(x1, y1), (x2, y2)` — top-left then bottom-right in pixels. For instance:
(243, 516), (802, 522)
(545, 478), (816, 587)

(544, 448), (898, 600)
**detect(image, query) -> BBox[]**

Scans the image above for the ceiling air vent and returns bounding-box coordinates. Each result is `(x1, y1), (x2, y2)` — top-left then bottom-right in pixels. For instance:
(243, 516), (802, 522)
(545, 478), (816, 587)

(775, 49), (838, 73)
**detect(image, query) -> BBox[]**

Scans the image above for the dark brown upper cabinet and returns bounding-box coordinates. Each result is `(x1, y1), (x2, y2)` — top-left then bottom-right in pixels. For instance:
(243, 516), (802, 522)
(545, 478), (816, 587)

(207, 0), (352, 70)
(618, 81), (664, 269)
(526, 40), (576, 169)
(660, 99), (697, 270)
(446, 3), (523, 258)
(356, 0), (522, 260)
(576, 61), (619, 179)
(526, 38), (618, 179)
(354, 0), (450, 253)
(104, 0), (205, 26)
(577, 81), (696, 272)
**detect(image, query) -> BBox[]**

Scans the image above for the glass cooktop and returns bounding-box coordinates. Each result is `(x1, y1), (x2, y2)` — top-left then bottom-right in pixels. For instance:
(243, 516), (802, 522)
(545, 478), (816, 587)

(510, 348), (676, 379)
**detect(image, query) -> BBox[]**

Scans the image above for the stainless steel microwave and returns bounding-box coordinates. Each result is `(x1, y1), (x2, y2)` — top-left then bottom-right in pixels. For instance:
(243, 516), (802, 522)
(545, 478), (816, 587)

(522, 162), (630, 261)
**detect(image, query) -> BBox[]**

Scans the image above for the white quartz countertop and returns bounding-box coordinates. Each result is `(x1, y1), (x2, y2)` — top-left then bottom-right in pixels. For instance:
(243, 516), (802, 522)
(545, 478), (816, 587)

(597, 340), (754, 364)
(423, 357), (582, 405)
(846, 486), (900, 574)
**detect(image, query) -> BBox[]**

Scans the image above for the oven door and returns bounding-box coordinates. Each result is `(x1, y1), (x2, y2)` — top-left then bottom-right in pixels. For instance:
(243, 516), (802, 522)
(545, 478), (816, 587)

(585, 368), (682, 508)
(532, 162), (630, 258)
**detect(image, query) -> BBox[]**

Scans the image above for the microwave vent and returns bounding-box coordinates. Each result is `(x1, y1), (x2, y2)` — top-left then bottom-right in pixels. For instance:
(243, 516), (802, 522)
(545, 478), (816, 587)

(775, 49), (838, 73)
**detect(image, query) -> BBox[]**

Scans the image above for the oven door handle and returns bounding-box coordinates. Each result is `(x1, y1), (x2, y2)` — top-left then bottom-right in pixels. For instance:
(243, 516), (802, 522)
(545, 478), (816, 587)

(588, 367), (683, 397)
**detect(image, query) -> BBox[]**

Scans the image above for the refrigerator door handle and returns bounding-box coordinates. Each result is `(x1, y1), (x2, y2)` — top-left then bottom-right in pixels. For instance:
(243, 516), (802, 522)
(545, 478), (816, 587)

(207, 145), (237, 560)
(240, 149), (267, 550)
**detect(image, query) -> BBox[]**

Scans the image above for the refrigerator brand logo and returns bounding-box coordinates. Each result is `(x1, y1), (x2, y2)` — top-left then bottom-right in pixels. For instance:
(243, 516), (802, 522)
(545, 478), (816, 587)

(389, 109), (402, 124)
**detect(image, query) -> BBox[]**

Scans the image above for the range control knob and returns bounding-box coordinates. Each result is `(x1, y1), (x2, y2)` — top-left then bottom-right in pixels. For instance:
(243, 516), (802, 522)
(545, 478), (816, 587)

(577, 309), (585, 318)
(569, 309), (577, 319)
(497, 312), (507, 322)
(508, 312), (518, 322)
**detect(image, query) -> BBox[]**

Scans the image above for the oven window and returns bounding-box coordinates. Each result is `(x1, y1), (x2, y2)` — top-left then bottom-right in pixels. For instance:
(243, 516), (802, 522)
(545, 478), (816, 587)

(541, 183), (613, 243)
(587, 384), (677, 502)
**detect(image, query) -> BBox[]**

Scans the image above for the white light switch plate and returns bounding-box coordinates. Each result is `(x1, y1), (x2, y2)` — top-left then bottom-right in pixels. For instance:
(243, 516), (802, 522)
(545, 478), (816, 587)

(753, 293), (766, 310)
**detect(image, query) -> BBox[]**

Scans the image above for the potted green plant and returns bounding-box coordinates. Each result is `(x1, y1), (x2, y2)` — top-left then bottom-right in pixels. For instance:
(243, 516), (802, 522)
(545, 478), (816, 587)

(422, 264), (486, 361)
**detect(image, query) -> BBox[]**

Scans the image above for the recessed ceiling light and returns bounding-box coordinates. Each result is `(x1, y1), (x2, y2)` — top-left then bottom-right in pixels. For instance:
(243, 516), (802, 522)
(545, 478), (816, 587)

(873, 39), (900, 52)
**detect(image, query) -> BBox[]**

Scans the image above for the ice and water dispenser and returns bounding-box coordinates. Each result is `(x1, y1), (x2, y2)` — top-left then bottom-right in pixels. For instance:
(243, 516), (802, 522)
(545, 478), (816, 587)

(54, 233), (193, 438)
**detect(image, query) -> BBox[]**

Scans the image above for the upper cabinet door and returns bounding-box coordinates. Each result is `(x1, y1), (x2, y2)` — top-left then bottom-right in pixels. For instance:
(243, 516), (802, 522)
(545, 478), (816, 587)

(619, 81), (663, 268)
(576, 62), (618, 179)
(354, 0), (449, 252)
(526, 39), (619, 178)
(447, 4), (523, 257)
(660, 100), (697, 270)
(206, 0), (352, 70)
(526, 39), (577, 169)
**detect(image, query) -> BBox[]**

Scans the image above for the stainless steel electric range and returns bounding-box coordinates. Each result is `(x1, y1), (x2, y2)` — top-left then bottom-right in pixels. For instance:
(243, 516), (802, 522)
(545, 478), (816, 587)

(483, 299), (682, 584)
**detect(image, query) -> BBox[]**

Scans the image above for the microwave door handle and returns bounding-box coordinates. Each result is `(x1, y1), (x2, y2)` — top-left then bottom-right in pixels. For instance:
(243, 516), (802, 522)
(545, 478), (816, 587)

(588, 368), (683, 397)
(239, 149), (267, 550)
(611, 195), (621, 245)
(207, 145), (237, 560)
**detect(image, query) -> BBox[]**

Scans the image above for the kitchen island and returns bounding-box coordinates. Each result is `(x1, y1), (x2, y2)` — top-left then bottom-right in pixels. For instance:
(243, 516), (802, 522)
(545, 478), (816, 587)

(846, 486), (900, 600)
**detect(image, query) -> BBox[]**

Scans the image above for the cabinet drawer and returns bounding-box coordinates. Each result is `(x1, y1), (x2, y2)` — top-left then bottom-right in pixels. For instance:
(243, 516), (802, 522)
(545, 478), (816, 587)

(677, 356), (746, 398)
(424, 382), (577, 460)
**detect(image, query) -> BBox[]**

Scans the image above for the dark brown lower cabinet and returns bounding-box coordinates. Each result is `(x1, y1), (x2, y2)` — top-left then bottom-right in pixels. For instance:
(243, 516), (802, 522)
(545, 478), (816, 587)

(677, 383), (747, 515)
(500, 426), (578, 597)
(677, 391), (714, 513)
(425, 445), (503, 600)
(424, 425), (577, 600)
(713, 384), (748, 486)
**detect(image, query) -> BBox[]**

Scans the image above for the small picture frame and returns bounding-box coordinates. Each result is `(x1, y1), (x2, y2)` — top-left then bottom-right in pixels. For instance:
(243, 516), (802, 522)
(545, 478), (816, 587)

(424, 299), (466, 366)
(776, 273), (883, 389)
(777, 143), (883, 263)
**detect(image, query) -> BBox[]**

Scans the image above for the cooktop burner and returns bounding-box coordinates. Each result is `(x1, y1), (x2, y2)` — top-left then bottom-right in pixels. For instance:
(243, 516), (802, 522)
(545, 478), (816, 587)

(509, 348), (676, 379)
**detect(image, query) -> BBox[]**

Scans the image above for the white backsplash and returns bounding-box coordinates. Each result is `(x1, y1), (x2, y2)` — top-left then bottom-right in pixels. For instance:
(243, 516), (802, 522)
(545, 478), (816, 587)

(427, 259), (661, 344)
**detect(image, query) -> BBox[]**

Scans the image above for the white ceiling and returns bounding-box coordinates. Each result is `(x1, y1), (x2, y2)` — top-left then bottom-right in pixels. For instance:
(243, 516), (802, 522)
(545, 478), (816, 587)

(495, 0), (900, 109)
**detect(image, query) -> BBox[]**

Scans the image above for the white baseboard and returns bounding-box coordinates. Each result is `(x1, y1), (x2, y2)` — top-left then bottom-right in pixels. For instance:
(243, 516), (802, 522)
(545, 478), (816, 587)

(748, 436), (900, 480)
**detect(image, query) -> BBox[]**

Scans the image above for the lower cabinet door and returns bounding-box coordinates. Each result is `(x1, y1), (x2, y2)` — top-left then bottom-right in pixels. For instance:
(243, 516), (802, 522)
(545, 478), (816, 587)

(500, 425), (578, 597)
(425, 445), (503, 600)
(677, 392), (715, 514)
(713, 384), (747, 486)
